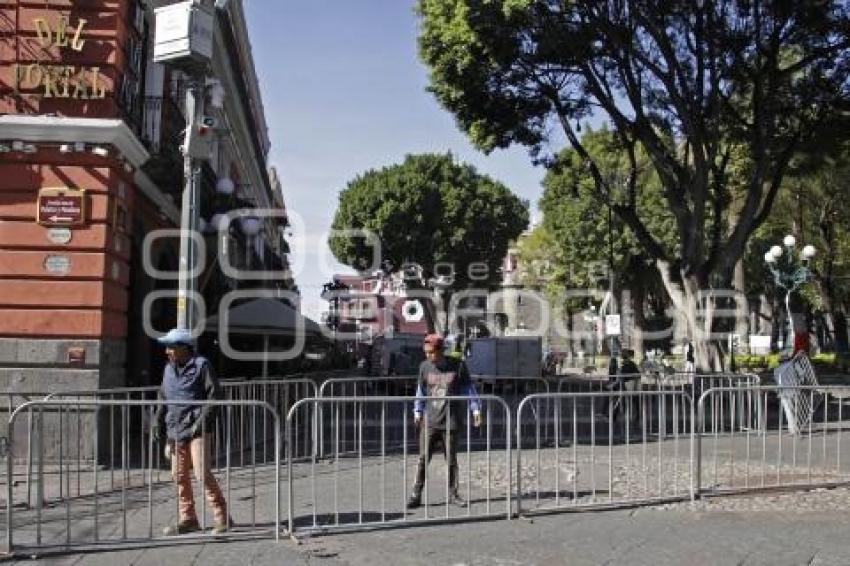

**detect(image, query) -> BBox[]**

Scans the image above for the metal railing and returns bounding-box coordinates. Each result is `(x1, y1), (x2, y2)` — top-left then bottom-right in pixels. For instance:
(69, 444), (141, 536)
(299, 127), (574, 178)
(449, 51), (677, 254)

(31, 379), (316, 509)
(516, 391), (694, 516)
(5, 399), (280, 555)
(285, 395), (512, 536)
(556, 372), (761, 394)
(316, 375), (547, 457)
(693, 385), (850, 499)
(0, 392), (60, 511)
(11, 374), (850, 549)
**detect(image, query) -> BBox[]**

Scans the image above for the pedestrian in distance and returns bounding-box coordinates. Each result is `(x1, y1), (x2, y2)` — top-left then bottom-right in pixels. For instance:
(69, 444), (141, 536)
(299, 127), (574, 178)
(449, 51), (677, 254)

(151, 328), (230, 536)
(407, 334), (482, 509)
(685, 339), (696, 373)
(598, 348), (641, 422)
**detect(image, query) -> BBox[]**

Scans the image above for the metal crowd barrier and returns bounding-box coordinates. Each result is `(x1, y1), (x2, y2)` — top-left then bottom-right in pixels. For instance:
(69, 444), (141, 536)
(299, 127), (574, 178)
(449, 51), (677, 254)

(693, 385), (850, 499)
(316, 376), (548, 458)
(220, 379), (318, 463)
(0, 392), (53, 512)
(4, 399), (280, 556)
(285, 395), (512, 537)
(556, 372), (760, 394)
(516, 391), (694, 516)
(556, 374), (640, 394)
(31, 379), (316, 510)
(14, 375), (850, 550)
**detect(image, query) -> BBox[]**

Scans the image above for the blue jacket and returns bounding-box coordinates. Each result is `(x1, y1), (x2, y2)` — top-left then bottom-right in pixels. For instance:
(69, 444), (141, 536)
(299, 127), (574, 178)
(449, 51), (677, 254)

(155, 355), (220, 442)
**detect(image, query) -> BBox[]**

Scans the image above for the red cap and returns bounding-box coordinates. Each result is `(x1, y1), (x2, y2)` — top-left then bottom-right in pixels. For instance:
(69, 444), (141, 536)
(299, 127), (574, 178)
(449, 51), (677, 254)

(423, 334), (444, 349)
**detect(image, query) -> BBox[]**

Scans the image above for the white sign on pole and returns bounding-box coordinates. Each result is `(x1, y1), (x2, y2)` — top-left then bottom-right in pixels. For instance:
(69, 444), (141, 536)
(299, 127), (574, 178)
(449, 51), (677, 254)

(153, 1), (214, 69)
(605, 314), (621, 336)
(749, 335), (771, 355)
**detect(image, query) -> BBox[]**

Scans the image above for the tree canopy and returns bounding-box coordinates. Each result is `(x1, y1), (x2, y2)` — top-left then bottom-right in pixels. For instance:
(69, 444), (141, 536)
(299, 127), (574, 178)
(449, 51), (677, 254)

(418, 0), (850, 285)
(329, 153), (529, 289)
(418, 0), (850, 362)
(539, 127), (678, 285)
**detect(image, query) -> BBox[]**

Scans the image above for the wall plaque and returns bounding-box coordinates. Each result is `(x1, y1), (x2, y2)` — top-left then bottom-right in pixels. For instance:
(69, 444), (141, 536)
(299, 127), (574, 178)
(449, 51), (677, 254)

(37, 188), (86, 226)
(47, 227), (73, 244)
(44, 255), (72, 275)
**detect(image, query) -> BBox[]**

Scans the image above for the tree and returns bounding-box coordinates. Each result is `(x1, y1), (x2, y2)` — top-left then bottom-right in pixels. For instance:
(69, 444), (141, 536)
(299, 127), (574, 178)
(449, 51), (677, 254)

(329, 153), (529, 291)
(534, 127), (679, 354)
(418, 0), (850, 367)
(743, 148), (850, 352)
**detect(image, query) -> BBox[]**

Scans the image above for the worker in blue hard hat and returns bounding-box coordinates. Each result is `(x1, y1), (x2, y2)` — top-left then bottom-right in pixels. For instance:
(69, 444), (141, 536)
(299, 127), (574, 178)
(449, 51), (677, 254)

(151, 328), (229, 536)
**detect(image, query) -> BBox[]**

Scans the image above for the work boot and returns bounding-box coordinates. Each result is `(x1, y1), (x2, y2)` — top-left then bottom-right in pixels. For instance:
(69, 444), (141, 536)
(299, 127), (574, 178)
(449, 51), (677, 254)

(406, 490), (422, 509)
(210, 517), (233, 535)
(448, 492), (467, 508)
(163, 519), (200, 536)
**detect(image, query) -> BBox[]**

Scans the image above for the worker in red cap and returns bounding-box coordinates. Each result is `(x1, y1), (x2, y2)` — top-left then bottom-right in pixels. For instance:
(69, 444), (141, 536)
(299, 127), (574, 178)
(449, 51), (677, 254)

(407, 333), (481, 509)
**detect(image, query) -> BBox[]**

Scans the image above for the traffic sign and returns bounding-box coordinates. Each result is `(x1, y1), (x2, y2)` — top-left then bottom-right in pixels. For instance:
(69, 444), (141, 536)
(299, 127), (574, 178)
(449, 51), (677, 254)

(605, 314), (622, 336)
(37, 188), (86, 226)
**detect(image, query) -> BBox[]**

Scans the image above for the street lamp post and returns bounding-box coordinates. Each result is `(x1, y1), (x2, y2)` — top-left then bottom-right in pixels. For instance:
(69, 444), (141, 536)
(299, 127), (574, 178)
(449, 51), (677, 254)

(153, 0), (221, 332)
(764, 234), (816, 353)
(606, 192), (619, 362)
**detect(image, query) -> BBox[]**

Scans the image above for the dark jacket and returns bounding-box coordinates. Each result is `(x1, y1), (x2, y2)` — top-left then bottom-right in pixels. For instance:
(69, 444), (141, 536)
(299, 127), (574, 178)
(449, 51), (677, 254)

(608, 359), (641, 388)
(414, 357), (480, 431)
(154, 355), (220, 442)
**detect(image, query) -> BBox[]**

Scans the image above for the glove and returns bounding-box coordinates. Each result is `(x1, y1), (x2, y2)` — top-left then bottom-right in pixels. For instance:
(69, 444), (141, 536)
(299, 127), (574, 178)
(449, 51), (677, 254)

(473, 411), (482, 428)
(164, 442), (173, 461)
(413, 412), (422, 427)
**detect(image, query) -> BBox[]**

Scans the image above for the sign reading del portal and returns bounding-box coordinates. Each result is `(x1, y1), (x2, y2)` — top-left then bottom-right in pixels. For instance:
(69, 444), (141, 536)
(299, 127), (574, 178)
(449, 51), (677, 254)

(37, 188), (86, 227)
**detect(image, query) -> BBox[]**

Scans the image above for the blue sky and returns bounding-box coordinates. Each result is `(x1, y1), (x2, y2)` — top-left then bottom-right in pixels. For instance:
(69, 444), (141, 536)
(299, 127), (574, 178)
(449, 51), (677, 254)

(244, 1), (548, 320)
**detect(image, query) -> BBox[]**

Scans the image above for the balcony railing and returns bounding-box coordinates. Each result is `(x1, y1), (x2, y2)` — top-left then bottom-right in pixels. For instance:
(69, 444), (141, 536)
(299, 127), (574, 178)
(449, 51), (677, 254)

(139, 95), (187, 193)
(141, 95), (186, 154)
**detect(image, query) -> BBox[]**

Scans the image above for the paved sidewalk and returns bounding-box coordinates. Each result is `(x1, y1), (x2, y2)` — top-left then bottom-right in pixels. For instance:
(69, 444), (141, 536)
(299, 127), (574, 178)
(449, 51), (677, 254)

(11, 499), (850, 565)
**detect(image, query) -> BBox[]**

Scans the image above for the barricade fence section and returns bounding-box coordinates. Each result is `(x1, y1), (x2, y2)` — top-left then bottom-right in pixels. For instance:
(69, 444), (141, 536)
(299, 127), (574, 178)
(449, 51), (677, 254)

(556, 372), (760, 395)
(694, 385), (850, 498)
(10, 374), (850, 550)
(516, 391), (694, 516)
(285, 395), (512, 536)
(5, 399), (280, 555)
(317, 377), (416, 459)
(0, 392), (55, 513)
(40, 387), (159, 513)
(556, 374), (641, 394)
(30, 379), (317, 512)
(316, 376), (548, 458)
(219, 379), (318, 464)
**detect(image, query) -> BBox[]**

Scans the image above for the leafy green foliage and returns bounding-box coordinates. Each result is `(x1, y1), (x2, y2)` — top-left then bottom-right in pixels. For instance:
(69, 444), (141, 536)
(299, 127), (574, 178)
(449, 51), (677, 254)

(743, 144), (850, 349)
(538, 128), (679, 286)
(418, 0), (850, 288)
(329, 153), (529, 288)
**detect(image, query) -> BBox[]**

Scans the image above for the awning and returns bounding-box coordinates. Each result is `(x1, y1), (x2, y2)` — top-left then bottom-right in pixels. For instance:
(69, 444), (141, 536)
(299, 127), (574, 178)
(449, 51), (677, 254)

(206, 297), (324, 338)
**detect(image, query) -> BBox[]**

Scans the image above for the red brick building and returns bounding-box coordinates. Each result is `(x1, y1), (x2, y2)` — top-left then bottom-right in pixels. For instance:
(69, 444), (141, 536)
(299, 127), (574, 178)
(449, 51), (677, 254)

(0, 0), (291, 393)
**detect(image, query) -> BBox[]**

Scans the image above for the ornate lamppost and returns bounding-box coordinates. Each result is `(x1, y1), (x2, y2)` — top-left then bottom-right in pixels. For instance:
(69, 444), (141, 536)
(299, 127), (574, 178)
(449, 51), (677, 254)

(764, 235), (816, 353)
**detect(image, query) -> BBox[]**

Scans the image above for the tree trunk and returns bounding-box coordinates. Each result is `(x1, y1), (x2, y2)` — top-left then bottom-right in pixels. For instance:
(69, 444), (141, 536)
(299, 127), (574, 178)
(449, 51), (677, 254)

(815, 279), (849, 352)
(733, 260), (749, 354)
(657, 260), (722, 371)
(834, 311), (849, 352)
(630, 287), (646, 360)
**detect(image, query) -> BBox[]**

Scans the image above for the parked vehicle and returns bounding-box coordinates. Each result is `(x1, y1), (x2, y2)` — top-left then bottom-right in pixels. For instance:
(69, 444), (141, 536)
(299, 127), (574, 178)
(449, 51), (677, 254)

(465, 336), (543, 377)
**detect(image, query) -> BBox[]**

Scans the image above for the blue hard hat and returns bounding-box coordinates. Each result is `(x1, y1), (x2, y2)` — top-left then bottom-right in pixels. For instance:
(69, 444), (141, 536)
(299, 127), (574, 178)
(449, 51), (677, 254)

(157, 328), (196, 348)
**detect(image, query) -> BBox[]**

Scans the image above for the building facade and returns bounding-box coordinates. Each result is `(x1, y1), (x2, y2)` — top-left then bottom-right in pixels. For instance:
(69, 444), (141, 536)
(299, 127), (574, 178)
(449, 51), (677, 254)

(0, 0), (291, 394)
